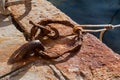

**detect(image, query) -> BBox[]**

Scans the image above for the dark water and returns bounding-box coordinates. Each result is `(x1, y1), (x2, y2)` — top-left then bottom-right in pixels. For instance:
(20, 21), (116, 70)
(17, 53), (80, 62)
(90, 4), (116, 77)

(48, 0), (120, 54)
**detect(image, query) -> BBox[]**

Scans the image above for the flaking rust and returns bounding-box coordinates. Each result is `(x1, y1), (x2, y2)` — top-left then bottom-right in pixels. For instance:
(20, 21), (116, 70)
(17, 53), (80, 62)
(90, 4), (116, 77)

(0, 0), (119, 80)
(10, 19), (83, 62)
(7, 0), (84, 61)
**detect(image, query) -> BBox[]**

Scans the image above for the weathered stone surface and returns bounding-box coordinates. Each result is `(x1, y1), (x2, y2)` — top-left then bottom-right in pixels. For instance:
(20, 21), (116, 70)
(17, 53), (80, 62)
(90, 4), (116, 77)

(54, 33), (120, 80)
(7, 0), (77, 35)
(0, 0), (120, 80)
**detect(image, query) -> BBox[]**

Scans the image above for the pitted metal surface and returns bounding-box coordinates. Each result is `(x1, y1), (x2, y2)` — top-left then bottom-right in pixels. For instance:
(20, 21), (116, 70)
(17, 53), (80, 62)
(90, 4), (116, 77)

(0, 0), (120, 80)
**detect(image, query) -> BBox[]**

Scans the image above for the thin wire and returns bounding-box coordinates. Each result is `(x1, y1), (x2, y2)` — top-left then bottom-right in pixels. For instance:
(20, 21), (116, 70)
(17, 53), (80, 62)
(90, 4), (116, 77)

(79, 24), (120, 28)
(77, 24), (120, 41)
(80, 24), (112, 27)
(78, 24), (120, 33)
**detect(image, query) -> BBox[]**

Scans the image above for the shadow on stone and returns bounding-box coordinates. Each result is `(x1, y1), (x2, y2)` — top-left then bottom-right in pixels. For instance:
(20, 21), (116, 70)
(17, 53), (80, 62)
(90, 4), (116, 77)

(0, 14), (11, 27)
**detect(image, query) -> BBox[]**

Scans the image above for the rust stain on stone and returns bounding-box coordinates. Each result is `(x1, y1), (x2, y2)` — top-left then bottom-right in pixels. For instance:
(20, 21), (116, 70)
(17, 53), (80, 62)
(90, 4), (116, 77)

(0, 0), (119, 80)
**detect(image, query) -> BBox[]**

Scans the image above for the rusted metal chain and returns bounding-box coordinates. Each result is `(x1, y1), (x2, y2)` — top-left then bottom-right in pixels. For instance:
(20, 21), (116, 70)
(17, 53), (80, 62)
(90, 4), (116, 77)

(29, 20), (83, 60)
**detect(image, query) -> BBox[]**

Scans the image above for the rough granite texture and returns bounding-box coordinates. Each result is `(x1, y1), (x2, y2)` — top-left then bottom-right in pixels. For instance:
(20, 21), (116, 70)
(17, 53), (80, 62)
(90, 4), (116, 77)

(0, 0), (120, 80)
